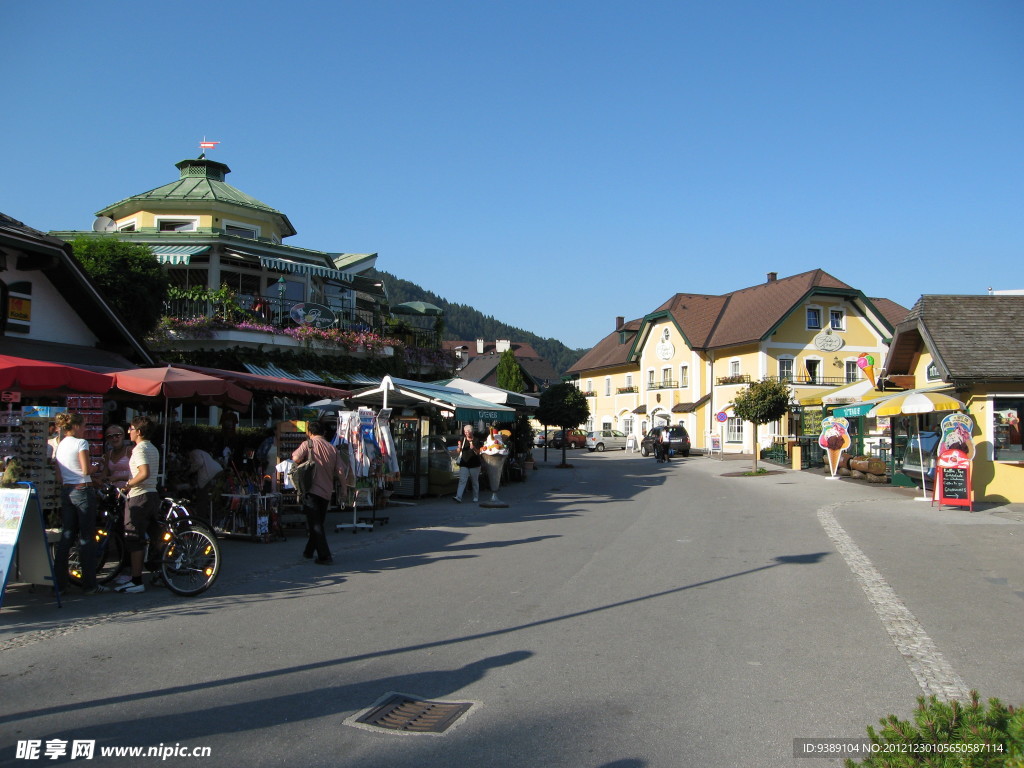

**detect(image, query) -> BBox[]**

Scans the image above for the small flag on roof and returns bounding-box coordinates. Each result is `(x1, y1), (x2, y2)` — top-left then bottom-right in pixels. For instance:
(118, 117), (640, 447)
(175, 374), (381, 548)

(199, 138), (220, 149)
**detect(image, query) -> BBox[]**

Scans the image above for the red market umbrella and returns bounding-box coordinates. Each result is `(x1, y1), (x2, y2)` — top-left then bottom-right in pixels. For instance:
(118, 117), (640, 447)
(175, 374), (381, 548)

(111, 366), (251, 411)
(111, 366), (253, 479)
(0, 355), (114, 394)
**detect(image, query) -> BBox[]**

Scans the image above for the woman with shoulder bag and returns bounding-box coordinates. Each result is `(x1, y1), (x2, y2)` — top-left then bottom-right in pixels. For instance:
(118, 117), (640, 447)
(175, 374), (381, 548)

(453, 425), (481, 503)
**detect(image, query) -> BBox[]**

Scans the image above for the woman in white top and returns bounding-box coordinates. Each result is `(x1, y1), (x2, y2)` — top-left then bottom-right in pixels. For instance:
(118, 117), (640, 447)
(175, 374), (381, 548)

(53, 412), (104, 593)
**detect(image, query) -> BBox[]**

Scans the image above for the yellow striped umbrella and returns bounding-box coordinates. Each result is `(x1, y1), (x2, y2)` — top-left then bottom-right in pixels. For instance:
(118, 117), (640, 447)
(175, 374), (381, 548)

(867, 388), (965, 501)
(866, 390), (965, 417)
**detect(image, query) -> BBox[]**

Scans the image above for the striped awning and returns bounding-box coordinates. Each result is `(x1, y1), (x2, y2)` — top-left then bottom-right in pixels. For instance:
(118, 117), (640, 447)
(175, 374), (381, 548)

(258, 256), (354, 283)
(151, 245), (210, 265)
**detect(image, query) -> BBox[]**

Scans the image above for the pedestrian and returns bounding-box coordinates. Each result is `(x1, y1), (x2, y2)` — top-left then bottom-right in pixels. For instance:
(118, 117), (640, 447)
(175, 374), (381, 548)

(115, 416), (161, 594)
(453, 425), (481, 503)
(96, 423), (132, 486)
(662, 428), (672, 462)
(291, 421), (350, 565)
(53, 412), (105, 594)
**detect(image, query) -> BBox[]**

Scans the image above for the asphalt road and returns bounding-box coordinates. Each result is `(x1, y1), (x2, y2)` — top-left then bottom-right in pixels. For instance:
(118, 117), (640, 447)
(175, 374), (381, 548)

(3, 450), (1023, 768)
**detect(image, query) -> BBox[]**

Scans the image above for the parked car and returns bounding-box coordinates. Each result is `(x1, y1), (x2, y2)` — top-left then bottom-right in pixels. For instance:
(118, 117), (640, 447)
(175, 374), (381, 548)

(534, 429), (551, 448)
(640, 425), (691, 457)
(551, 428), (588, 449)
(899, 430), (939, 488)
(586, 429), (629, 452)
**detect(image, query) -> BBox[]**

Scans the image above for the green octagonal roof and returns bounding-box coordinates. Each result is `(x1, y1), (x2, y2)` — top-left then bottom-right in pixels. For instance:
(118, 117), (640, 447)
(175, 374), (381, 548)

(97, 156), (297, 237)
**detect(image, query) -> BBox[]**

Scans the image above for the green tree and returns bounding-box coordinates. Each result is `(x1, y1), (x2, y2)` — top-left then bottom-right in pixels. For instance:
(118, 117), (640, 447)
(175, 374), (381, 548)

(536, 382), (590, 467)
(730, 377), (792, 473)
(496, 348), (526, 393)
(72, 237), (169, 340)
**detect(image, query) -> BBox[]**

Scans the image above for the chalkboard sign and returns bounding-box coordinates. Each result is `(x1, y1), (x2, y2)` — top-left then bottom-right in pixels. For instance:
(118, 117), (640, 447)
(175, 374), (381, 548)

(934, 465), (973, 510)
(941, 467), (968, 499)
(802, 409), (823, 437)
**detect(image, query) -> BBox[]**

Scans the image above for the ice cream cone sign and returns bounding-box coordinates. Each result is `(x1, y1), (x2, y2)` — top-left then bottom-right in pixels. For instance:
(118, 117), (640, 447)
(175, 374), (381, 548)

(818, 416), (852, 477)
(857, 353), (876, 387)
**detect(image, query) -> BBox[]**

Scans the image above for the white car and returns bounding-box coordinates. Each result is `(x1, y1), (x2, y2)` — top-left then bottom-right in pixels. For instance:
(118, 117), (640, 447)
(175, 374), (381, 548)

(586, 429), (628, 452)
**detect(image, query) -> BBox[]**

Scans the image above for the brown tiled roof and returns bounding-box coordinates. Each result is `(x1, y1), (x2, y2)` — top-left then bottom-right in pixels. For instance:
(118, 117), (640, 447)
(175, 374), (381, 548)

(569, 269), (907, 375)
(869, 297), (912, 329)
(889, 295), (1024, 381)
(567, 319), (642, 374)
(702, 269), (855, 348)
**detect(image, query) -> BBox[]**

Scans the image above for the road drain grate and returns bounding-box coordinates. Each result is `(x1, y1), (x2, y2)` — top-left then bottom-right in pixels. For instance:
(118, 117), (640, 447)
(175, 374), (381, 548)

(348, 692), (475, 735)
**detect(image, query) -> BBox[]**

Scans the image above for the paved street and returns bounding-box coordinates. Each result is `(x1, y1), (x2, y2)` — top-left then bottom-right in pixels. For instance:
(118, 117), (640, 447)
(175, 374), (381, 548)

(3, 451), (1023, 768)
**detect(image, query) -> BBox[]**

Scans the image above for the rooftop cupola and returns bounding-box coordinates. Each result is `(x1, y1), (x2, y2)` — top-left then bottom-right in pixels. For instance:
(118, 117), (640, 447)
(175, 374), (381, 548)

(175, 155), (231, 182)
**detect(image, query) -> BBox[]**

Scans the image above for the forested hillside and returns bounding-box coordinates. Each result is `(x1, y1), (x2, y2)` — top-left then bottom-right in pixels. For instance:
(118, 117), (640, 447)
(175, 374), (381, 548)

(368, 269), (588, 376)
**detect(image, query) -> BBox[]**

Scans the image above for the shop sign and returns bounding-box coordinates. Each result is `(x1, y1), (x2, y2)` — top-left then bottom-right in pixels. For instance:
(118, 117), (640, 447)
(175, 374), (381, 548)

(7, 296), (31, 323)
(813, 329), (843, 352)
(1, 392), (21, 403)
(289, 302), (336, 329)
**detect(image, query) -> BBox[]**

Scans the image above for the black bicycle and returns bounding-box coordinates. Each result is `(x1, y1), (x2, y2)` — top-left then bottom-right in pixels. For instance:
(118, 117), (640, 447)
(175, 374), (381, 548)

(67, 485), (221, 596)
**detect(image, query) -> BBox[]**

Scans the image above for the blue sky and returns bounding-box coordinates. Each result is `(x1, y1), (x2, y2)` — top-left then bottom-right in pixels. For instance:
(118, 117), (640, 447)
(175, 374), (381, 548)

(4, 1), (1021, 349)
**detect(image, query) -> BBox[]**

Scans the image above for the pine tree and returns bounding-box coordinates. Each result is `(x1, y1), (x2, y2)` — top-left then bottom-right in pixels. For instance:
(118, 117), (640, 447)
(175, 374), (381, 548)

(496, 348), (526, 393)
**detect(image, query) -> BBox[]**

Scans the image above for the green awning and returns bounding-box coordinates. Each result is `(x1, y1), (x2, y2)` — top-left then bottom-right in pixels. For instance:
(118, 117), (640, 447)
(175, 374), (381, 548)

(151, 244), (210, 264)
(831, 401), (877, 418)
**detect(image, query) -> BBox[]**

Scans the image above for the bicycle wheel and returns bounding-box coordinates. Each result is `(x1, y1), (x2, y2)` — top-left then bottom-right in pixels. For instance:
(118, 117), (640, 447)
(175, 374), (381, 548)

(68, 530), (128, 586)
(160, 525), (221, 596)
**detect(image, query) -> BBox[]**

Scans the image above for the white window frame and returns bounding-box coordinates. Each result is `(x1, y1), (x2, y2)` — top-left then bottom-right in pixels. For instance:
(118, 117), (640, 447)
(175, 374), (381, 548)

(727, 417), (744, 443)
(661, 367), (672, 386)
(117, 218), (137, 232)
(845, 360), (859, 383)
(829, 308), (846, 331)
(647, 369), (655, 389)
(804, 357), (823, 384)
(604, 377), (611, 396)
(779, 357), (795, 382)
(223, 219), (261, 239)
(679, 365), (688, 388)
(586, 379), (593, 393)
(729, 359), (741, 377)
(625, 373), (633, 389)
(155, 215), (200, 233)
(806, 305), (822, 330)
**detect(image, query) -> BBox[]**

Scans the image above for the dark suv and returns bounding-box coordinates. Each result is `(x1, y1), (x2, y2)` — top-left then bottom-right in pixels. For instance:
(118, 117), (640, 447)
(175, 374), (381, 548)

(640, 425), (691, 457)
(551, 428), (588, 450)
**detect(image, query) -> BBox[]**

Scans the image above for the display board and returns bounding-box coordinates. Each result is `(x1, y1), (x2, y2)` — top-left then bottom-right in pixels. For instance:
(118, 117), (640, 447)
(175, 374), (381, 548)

(0, 487), (31, 602)
(933, 452), (973, 511)
(0, 486), (59, 609)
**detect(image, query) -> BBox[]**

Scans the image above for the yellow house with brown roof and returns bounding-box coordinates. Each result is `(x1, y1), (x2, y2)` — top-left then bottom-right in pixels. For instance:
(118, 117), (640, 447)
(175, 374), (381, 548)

(568, 270), (908, 454)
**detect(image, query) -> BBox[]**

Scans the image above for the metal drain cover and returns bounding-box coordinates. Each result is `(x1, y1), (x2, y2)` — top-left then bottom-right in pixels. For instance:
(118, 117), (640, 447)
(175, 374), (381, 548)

(345, 692), (477, 736)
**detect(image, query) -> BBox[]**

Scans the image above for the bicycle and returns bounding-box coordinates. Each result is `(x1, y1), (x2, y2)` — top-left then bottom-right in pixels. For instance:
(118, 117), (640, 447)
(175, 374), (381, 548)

(67, 485), (221, 596)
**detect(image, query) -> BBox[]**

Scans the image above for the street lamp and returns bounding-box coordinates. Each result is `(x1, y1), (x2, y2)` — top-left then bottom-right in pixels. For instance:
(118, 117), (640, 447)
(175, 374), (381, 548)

(276, 276), (286, 326)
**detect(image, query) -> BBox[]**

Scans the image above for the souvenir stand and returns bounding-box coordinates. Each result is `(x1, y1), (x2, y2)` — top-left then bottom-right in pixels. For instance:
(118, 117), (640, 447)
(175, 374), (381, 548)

(334, 407), (400, 533)
(344, 376), (517, 500)
(0, 356), (115, 598)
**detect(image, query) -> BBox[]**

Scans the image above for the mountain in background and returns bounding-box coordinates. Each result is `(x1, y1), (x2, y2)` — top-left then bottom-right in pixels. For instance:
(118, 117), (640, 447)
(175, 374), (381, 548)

(368, 268), (589, 376)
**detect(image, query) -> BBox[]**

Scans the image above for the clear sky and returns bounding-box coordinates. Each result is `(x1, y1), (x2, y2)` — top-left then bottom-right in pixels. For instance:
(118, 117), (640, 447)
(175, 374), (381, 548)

(3, 1), (1021, 349)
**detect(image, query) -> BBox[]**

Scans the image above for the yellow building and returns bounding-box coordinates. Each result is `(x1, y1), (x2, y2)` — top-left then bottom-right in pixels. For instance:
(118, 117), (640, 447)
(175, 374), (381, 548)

(569, 270), (908, 454)
(882, 294), (1024, 503)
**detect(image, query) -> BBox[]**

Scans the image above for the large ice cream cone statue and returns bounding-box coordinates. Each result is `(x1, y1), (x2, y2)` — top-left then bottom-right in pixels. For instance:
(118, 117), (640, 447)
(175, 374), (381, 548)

(819, 416), (852, 478)
(479, 429), (510, 507)
(857, 353), (876, 387)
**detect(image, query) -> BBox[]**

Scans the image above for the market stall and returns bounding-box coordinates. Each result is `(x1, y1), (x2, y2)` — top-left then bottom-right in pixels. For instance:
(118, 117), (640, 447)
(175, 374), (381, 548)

(347, 376), (515, 498)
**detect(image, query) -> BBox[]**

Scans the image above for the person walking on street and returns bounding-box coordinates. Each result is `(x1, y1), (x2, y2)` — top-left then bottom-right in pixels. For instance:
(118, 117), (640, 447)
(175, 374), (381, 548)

(115, 416), (161, 594)
(291, 421), (351, 565)
(53, 412), (105, 594)
(453, 425), (481, 503)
